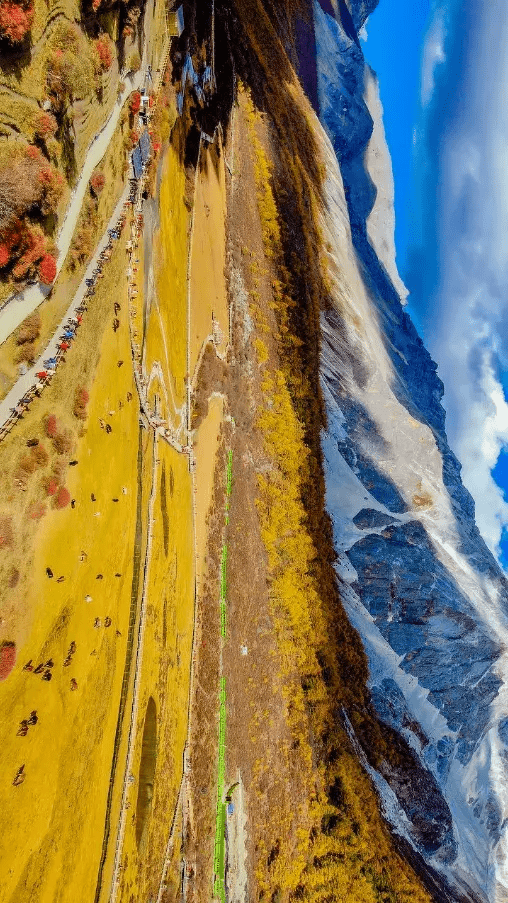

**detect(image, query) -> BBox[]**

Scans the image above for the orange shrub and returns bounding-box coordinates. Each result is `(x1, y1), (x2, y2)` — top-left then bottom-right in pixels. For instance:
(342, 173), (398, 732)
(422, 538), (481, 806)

(94, 34), (113, 71)
(35, 111), (58, 140)
(0, 642), (16, 681)
(73, 386), (89, 419)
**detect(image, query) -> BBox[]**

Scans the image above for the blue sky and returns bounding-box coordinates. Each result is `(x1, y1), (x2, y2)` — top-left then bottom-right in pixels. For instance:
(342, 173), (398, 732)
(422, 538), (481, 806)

(361, 0), (508, 568)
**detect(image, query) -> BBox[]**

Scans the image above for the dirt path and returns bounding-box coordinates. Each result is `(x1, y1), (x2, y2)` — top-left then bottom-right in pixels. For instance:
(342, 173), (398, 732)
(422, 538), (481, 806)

(108, 430), (159, 903)
(225, 772), (248, 903)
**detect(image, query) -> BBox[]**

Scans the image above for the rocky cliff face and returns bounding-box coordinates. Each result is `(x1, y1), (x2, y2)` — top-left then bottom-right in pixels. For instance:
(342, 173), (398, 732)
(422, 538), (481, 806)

(310, 2), (508, 901)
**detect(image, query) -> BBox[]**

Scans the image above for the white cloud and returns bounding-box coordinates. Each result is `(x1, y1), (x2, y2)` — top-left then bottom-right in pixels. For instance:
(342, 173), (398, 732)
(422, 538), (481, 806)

(415, 3), (508, 566)
(420, 11), (446, 106)
(449, 354), (508, 560)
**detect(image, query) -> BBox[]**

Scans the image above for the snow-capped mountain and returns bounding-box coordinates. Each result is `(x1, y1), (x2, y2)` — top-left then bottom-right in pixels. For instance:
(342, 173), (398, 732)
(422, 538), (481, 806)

(306, 2), (508, 900)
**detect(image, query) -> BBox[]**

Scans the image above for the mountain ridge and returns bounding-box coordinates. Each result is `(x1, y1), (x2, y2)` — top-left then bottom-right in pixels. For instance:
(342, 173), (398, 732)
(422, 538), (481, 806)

(311, 2), (508, 899)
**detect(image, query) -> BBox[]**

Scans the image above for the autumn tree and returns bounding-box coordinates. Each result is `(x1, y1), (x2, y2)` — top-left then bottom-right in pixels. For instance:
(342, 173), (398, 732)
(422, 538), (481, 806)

(0, 0), (34, 44)
(94, 33), (113, 72)
(39, 253), (57, 284)
(34, 111), (58, 141)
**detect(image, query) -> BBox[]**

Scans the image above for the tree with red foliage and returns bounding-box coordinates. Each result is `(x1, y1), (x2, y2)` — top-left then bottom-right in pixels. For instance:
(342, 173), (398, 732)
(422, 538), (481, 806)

(130, 91), (141, 114)
(0, 0), (34, 44)
(39, 253), (56, 285)
(94, 34), (113, 72)
(54, 486), (70, 509)
(11, 225), (46, 280)
(73, 386), (89, 419)
(90, 169), (105, 197)
(46, 477), (58, 496)
(35, 111), (57, 141)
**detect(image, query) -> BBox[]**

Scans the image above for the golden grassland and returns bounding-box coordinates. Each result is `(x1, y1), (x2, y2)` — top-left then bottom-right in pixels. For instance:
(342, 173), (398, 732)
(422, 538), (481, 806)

(0, 121), (220, 902)
(113, 438), (194, 903)
(236, 73), (432, 903)
(149, 139), (189, 415)
(0, 234), (141, 903)
(189, 142), (229, 376)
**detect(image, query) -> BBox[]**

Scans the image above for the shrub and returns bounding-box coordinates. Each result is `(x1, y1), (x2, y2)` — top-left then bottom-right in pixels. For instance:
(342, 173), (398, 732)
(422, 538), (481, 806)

(94, 34), (113, 72)
(52, 20), (80, 53)
(15, 341), (37, 364)
(73, 387), (89, 419)
(0, 642), (16, 681)
(31, 443), (48, 467)
(39, 253), (57, 284)
(28, 502), (46, 520)
(37, 166), (64, 216)
(0, 0), (34, 44)
(35, 111), (58, 141)
(47, 45), (95, 106)
(52, 428), (74, 455)
(0, 159), (39, 233)
(16, 310), (41, 345)
(54, 486), (70, 509)
(44, 414), (58, 438)
(45, 476), (58, 495)
(50, 458), (65, 483)
(8, 566), (19, 587)
(16, 455), (37, 478)
(0, 515), (13, 548)
(90, 169), (105, 197)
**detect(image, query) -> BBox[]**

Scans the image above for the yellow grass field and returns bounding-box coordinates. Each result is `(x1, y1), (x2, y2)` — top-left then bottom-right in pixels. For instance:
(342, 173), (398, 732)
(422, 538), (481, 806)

(190, 143), (229, 378)
(112, 438), (195, 902)
(0, 111), (229, 901)
(149, 144), (189, 417)
(0, 236), (140, 903)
